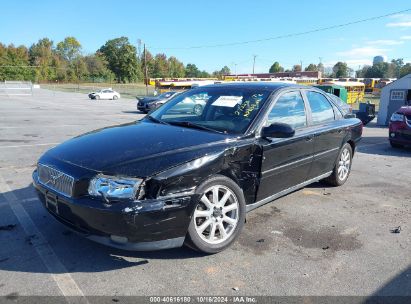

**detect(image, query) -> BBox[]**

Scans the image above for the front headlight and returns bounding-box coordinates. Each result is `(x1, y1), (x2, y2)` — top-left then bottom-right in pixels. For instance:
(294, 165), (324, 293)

(390, 113), (404, 122)
(88, 175), (143, 201)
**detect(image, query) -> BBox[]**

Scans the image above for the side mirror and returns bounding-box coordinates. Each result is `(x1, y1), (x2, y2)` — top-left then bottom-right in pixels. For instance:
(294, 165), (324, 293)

(261, 123), (295, 139)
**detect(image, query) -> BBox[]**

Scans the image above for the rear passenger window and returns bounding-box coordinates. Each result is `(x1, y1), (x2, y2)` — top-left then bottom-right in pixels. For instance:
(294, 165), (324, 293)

(306, 91), (335, 124)
(267, 91), (307, 129)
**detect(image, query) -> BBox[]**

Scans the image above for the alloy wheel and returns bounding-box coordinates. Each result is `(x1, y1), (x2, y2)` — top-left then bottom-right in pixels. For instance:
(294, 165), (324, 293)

(193, 185), (239, 244)
(338, 148), (351, 181)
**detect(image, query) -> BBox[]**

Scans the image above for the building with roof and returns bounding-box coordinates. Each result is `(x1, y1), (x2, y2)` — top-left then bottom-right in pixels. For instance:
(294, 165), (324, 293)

(377, 74), (411, 125)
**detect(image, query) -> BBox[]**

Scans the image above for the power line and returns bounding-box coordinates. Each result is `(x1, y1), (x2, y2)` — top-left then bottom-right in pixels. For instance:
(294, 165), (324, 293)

(149, 8), (411, 50)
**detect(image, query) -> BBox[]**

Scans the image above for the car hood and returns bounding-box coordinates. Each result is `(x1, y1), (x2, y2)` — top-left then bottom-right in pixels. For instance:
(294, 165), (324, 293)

(397, 106), (411, 115)
(138, 97), (160, 103)
(41, 121), (234, 177)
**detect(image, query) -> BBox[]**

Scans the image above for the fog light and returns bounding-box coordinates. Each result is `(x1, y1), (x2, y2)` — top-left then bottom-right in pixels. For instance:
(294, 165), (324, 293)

(110, 235), (128, 244)
(390, 132), (395, 137)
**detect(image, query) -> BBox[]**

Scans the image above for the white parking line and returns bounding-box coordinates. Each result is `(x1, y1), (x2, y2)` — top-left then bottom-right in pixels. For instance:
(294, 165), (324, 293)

(0, 142), (60, 149)
(0, 176), (88, 301)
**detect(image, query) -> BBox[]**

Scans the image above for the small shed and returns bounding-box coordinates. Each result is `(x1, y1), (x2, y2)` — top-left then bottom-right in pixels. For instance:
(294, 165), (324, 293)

(377, 74), (411, 125)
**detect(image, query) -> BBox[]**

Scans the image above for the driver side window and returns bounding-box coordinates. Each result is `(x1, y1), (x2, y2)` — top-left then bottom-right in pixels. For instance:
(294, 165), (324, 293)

(267, 91), (307, 129)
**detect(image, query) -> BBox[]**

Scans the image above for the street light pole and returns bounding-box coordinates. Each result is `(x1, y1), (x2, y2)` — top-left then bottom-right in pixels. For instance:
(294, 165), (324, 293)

(252, 55), (257, 74)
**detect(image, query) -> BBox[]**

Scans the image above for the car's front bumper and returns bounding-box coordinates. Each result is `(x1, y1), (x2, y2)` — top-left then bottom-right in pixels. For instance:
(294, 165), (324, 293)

(32, 170), (197, 251)
(389, 124), (411, 145)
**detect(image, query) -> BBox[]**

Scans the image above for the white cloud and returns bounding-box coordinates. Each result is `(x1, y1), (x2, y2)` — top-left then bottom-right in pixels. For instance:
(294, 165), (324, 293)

(337, 46), (388, 58)
(400, 35), (411, 40)
(366, 40), (403, 46)
(387, 21), (411, 27)
(386, 14), (411, 27)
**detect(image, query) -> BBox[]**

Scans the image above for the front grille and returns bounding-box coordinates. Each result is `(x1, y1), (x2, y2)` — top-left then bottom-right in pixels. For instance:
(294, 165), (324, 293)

(38, 164), (74, 197)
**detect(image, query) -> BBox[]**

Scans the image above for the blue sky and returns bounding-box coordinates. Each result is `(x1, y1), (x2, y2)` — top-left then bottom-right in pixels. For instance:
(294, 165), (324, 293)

(1, 0), (411, 73)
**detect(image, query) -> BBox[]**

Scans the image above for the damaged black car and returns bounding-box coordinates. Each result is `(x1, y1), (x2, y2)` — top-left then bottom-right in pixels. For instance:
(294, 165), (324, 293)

(32, 82), (362, 253)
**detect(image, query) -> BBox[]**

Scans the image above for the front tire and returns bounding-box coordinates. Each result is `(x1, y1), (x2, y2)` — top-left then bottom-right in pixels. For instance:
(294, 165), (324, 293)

(185, 175), (246, 254)
(95, 95), (100, 100)
(324, 143), (353, 186)
(113, 95), (118, 100)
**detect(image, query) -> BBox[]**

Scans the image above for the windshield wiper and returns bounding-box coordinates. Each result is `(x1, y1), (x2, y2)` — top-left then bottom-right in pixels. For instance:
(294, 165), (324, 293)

(146, 115), (169, 125)
(167, 121), (225, 134)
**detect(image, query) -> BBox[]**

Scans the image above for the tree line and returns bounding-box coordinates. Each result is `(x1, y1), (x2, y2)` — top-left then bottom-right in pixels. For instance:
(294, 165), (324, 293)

(0, 36), (232, 83)
(269, 59), (411, 78)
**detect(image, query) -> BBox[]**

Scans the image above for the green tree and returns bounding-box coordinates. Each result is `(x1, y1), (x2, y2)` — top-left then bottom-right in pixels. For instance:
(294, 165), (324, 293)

(0, 44), (34, 81)
(168, 56), (185, 77)
(152, 53), (169, 78)
(200, 70), (211, 78)
(391, 58), (404, 78)
(185, 63), (201, 77)
(292, 64), (302, 72)
(29, 38), (56, 81)
(99, 37), (143, 83)
(56, 37), (81, 63)
(269, 61), (283, 73)
(364, 62), (390, 78)
(212, 66), (231, 79)
(220, 65), (231, 75)
(356, 65), (371, 78)
(305, 63), (318, 72)
(332, 62), (349, 78)
(400, 63), (411, 78)
(84, 54), (112, 82)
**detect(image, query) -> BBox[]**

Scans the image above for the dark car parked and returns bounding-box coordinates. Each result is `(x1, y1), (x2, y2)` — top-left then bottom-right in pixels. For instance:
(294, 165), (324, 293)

(389, 106), (411, 148)
(137, 91), (178, 113)
(33, 83), (362, 253)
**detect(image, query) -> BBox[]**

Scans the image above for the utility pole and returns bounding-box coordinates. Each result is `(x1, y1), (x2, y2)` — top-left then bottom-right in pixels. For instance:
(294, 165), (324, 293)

(319, 57), (323, 74)
(300, 60), (303, 72)
(143, 43), (148, 95)
(235, 63), (237, 76)
(252, 55), (257, 74)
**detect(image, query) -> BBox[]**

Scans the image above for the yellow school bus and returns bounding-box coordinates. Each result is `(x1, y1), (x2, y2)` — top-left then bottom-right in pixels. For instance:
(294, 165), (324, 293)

(363, 78), (380, 93)
(155, 80), (216, 93)
(295, 78), (318, 86)
(318, 78), (337, 84)
(328, 81), (365, 104)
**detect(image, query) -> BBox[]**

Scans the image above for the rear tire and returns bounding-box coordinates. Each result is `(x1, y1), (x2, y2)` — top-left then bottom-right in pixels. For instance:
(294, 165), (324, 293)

(324, 143), (353, 186)
(390, 141), (403, 149)
(113, 95), (118, 100)
(185, 175), (246, 254)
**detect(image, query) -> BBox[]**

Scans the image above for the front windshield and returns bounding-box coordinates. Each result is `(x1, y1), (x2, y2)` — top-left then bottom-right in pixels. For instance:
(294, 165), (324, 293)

(148, 87), (271, 134)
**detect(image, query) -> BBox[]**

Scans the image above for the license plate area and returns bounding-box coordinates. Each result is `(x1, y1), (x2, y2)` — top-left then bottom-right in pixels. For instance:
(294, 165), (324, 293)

(45, 192), (59, 215)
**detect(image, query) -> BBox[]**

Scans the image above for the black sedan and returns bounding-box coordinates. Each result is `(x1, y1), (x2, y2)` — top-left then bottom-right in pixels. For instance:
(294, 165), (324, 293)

(32, 83), (362, 253)
(137, 91), (178, 113)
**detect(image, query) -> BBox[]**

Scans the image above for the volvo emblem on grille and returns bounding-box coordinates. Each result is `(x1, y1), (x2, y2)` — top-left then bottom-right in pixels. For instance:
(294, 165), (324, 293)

(46, 172), (62, 186)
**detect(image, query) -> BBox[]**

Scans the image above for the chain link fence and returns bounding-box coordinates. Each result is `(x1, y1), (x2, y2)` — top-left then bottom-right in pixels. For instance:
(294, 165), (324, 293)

(40, 82), (154, 98)
(0, 81), (33, 96)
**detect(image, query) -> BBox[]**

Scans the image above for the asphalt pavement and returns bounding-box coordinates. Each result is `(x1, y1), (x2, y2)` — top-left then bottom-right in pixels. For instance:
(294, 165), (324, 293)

(0, 89), (410, 299)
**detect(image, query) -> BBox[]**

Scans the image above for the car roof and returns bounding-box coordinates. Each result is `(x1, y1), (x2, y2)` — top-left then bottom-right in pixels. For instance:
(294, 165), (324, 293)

(199, 81), (305, 92)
